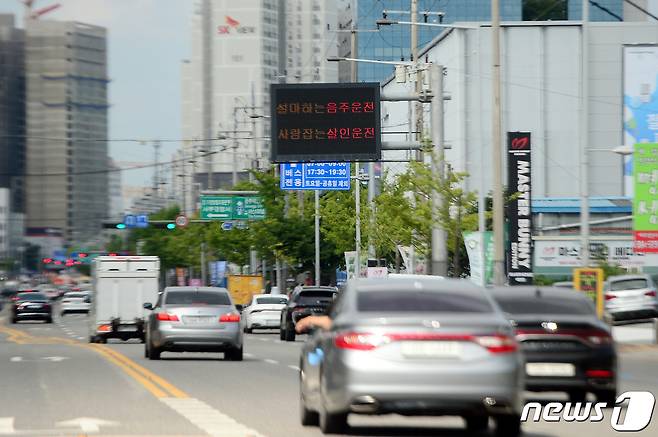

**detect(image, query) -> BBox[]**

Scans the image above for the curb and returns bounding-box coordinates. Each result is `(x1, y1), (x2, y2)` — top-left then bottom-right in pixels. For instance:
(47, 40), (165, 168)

(618, 343), (658, 353)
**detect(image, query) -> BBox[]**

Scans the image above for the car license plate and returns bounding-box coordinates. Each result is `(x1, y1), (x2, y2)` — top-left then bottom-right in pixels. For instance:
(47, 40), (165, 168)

(118, 326), (137, 332)
(526, 363), (576, 377)
(401, 341), (461, 358)
(184, 316), (213, 325)
(27, 305), (42, 309)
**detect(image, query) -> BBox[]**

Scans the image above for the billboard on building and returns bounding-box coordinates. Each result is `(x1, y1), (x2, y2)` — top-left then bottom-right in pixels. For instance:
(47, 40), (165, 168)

(534, 239), (658, 269)
(270, 83), (381, 162)
(623, 45), (658, 196)
(633, 143), (658, 252)
(507, 132), (533, 285)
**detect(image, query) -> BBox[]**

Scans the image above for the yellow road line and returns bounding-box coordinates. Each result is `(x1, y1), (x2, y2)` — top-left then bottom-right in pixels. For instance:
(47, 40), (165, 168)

(91, 345), (189, 399)
(0, 321), (188, 399)
(84, 344), (169, 398)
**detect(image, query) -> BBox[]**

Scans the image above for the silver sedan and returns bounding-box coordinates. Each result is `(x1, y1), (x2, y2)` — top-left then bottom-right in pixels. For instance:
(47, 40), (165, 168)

(299, 277), (524, 436)
(143, 287), (243, 360)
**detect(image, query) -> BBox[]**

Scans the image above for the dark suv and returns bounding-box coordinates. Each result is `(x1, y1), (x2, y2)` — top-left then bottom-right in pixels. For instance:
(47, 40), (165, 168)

(279, 286), (337, 341)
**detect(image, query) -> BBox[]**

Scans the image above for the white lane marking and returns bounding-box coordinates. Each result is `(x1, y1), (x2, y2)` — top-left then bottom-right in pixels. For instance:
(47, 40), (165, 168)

(274, 340), (282, 344)
(10, 357), (22, 362)
(161, 397), (265, 437)
(288, 365), (300, 371)
(42, 356), (69, 362)
(76, 336), (85, 340)
(264, 359), (279, 365)
(55, 417), (118, 433)
(0, 417), (14, 434)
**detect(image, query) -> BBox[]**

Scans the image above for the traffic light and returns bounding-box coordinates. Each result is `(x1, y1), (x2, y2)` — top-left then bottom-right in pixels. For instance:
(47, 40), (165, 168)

(116, 223), (126, 229)
(166, 223), (176, 230)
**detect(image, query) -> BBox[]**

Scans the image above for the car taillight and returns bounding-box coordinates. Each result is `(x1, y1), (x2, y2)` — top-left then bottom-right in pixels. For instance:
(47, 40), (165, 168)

(645, 290), (656, 297)
(605, 293), (617, 301)
(335, 332), (391, 350)
(586, 369), (613, 378)
(156, 312), (179, 321)
(11, 296), (19, 302)
(474, 334), (518, 353)
(585, 330), (613, 345)
(219, 313), (240, 323)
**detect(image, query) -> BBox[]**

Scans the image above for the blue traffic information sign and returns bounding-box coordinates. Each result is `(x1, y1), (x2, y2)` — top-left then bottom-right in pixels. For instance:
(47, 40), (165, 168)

(136, 214), (149, 228)
(280, 163), (350, 190)
(123, 214), (137, 228)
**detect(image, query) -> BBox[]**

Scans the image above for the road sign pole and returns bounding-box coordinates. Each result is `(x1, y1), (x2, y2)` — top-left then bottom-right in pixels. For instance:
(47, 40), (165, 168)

(355, 163), (361, 278)
(315, 190), (321, 286)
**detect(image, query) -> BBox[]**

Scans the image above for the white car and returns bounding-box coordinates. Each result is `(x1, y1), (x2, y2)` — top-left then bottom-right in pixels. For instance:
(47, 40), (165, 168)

(60, 291), (91, 316)
(242, 294), (289, 333)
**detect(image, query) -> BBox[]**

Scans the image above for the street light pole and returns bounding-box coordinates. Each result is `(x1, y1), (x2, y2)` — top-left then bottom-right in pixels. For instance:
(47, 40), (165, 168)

(491, 0), (506, 285)
(580, 0), (591, 267)
(350, 28), (361, 278)
(430, 64), (448, 276)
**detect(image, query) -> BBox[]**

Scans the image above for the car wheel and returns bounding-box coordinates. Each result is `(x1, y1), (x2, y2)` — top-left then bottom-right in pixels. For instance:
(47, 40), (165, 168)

(495, 414), (521, 437)
(144, 344), (149, 358)
(147, 341), (161, 360)
(319, 405), (347, 434)
(595, 389), (617, 406)
(225, 346), (243, 361)
(279, 325), (286, 340)
(97, 336), (107, 344)
(61, 311), (66, 317)
(89, 336), (97, 343)
(300, 391), (319, 426)
(465, 415), (489, 433)
(45, 317), (53, 324)
(285, 323), (296, 342)
(244, 325), (252, 334)
(568, 389), (588, 403)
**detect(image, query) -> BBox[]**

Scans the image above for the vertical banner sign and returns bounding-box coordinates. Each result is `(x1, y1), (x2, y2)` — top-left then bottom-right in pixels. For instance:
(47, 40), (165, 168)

(623, 45), (658, 197)
(633, 143), (658, 252)
(507, 132), (533, 285)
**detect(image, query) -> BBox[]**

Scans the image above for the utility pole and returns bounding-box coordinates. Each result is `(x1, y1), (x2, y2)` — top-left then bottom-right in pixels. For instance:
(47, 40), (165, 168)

(201, 0), (213, 191)
(315, 190), (320, 286)
(580, 0), (591, 267)
(430, 64), (448, 276)
(200, 241), (206, 285)
(351, 28), (361, 278)
(153, 140), (161, 204)
(411, 0), (423, 142)
(491, 0), (505, 285)
(232, 111), (239, 186)
(250, 82), (257, 182)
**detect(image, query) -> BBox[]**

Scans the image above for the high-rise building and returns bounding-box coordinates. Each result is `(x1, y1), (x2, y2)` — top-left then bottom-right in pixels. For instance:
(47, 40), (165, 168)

(0, 15), (26, 261)
(339, 0), (625, 83)
(284, 0), (338, 83)
(180, 0), (340, 205)
(108, 159), (123, 221)
(24, 19), (109, 247)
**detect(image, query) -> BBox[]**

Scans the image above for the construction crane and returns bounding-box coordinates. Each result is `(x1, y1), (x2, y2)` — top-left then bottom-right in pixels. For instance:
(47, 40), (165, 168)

(22, 0), (61, 21)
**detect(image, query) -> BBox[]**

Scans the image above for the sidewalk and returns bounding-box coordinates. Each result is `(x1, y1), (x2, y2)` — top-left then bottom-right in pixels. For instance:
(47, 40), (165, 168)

(612, 321), (657, 351)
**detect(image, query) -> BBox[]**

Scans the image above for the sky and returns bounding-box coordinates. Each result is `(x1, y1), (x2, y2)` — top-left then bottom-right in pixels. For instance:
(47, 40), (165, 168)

(0, 0), (194, 187)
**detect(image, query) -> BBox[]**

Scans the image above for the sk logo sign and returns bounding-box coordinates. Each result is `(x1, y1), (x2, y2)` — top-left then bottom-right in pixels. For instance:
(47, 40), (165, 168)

(511, 136), (530, 150)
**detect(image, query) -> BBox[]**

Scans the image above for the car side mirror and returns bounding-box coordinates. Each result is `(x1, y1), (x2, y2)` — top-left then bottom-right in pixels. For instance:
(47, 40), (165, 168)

(143, 302), (153, 310)
(235, 304), (243, 313)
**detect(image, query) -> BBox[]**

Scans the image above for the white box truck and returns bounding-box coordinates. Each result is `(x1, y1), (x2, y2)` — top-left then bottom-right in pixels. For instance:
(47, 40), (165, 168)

(89, 256), (160, 343)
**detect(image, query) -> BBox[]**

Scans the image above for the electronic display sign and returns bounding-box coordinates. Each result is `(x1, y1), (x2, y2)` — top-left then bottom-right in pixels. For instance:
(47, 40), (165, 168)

(270, 83), (381, 162)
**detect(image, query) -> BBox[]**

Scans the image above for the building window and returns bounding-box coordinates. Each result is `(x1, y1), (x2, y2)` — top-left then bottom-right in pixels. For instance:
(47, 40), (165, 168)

(522, 0), (568, 21)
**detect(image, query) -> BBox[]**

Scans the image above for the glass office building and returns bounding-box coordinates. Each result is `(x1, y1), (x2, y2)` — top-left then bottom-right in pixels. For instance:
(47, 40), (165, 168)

(340, 0), (624, 83)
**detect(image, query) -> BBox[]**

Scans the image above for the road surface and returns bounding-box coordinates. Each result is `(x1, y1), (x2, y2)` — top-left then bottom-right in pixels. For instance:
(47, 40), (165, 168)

(1, 306), (657, 437)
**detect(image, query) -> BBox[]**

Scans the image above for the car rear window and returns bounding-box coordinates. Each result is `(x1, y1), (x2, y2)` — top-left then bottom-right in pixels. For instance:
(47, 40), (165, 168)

(357, 290), (493, 313)
(297, 290), (336, 304)
(256, 297), (288, 305)
(610, 279), (648, 291)
(65, 293), (87, 298)
(18, 293), (48, 301)
(165, 291), (231, 305)
(494, 296), (593, 315)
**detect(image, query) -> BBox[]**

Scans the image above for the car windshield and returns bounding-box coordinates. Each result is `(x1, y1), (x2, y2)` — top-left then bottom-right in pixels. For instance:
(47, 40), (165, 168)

(18, 293), (48, 302)
(357, 290), (493, 313)
(256, 297), (288, 305)
(494, 296), (593, 315)
(165, 291), (231, 306)
(297, 290), (336, 304)
(610, 279), (649, 291)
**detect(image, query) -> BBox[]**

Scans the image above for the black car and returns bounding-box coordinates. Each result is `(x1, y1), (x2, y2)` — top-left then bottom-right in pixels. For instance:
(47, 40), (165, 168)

(11, 292), (53, 324)
(279, 286), (337, 342)
(491, 287), (617, 403)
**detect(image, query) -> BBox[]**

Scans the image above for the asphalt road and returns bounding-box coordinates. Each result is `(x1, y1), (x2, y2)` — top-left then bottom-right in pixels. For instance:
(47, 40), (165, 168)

(1, 305), (657, 437)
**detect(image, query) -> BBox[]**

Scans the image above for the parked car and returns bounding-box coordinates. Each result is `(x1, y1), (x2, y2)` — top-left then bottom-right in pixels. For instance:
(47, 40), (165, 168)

(11, 292), (53, 324)
(491, 286), (617, 403)
(280, 286), (338, 342)
(604, 274), (658, 322)
(300, 277), (523, 435)
(143, 286), (243, 361)
(242, 294), (289, 333)
(61, 291), (91, 316)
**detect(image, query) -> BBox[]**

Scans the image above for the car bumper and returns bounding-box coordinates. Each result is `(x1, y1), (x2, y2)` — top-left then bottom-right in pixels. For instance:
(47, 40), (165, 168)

(14, 311), (51, 320)
(153, 326), (242, 351)
(247, 314), (281, 328)
(321, 353), (524, 416)
(607, 306), (657, 321)
(61, 304), (90, 312)
(523, 348), (616, 393)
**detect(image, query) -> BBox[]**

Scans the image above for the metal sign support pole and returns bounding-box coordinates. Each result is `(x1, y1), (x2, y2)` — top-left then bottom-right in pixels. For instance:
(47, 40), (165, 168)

(315, 190), (321, 286)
